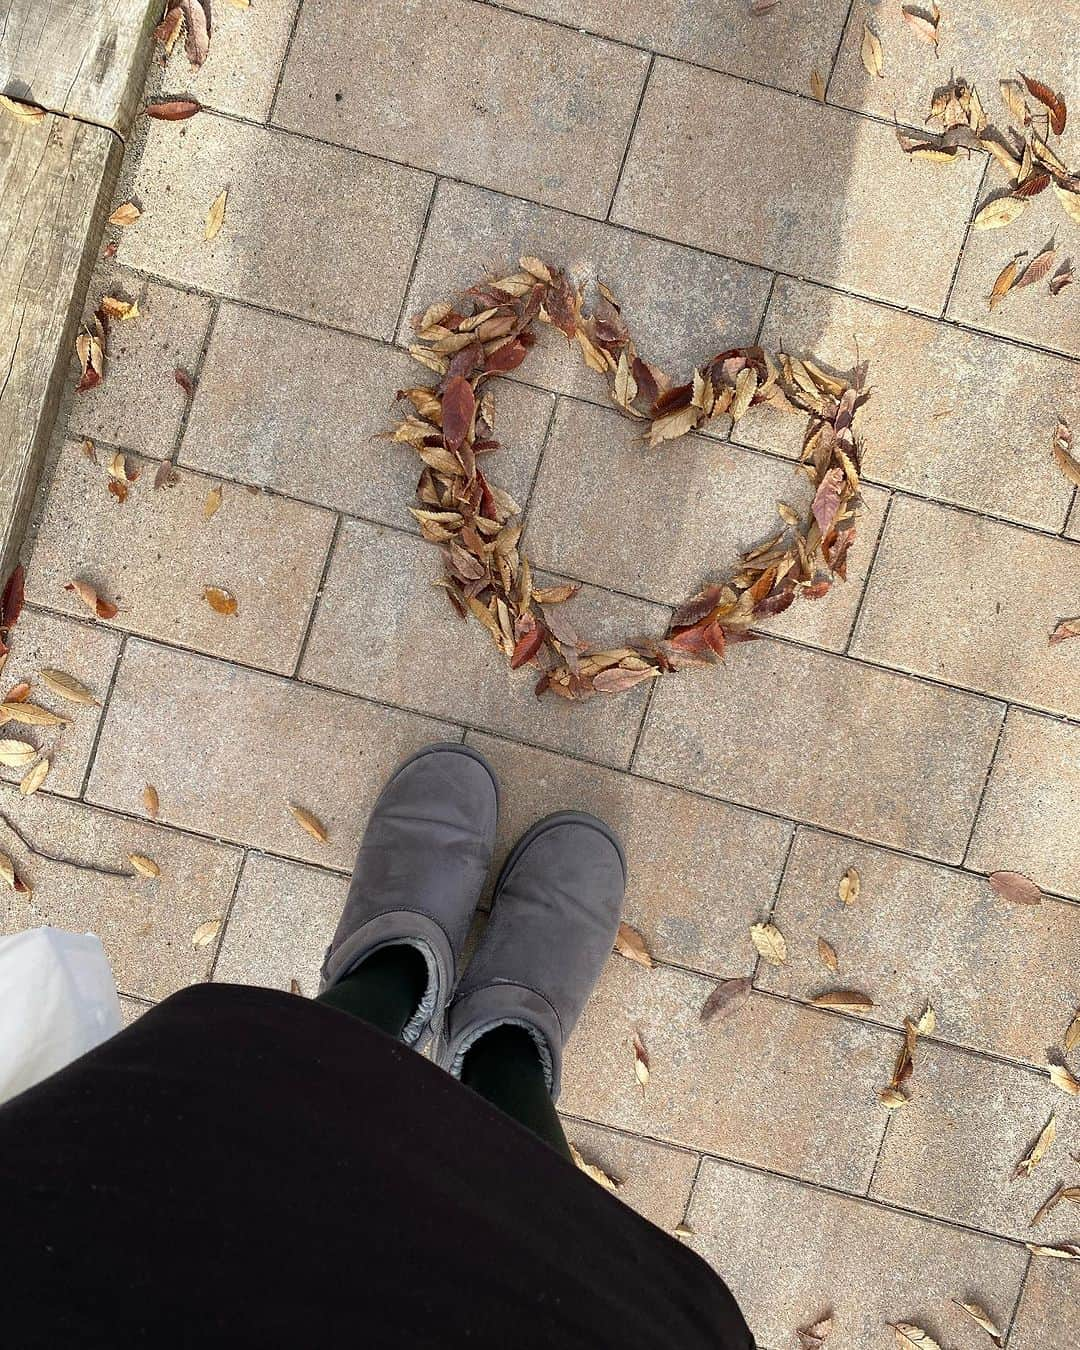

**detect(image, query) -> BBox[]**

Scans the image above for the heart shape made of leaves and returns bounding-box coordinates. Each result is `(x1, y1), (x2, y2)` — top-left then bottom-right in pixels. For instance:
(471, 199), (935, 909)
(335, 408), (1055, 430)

(392, 257), (869, 701)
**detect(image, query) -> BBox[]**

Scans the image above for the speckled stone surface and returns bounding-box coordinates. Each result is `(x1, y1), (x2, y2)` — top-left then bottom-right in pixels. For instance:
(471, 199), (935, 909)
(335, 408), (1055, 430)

(560, 1118), (700, 1233)
(1010, 1257), (1080, 1350)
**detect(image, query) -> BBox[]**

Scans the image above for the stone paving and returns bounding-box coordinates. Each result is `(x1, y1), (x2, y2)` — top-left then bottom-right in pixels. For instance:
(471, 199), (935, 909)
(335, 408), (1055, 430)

(5, 1), (1079, 1345)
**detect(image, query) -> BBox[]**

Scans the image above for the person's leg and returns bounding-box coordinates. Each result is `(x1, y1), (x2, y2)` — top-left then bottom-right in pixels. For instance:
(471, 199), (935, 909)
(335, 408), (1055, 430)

(316, 944), (428, 1040)
(459, 1024), (571, 1160)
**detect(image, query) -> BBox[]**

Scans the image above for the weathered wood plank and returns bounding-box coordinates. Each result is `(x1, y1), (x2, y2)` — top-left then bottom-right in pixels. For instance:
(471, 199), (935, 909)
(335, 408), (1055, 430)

(0, 0), (160, 136)
(0, 112), (121, 582)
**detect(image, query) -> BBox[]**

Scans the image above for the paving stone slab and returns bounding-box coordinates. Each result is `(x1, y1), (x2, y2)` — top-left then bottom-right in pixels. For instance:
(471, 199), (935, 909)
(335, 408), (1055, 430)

(273, 0), (649, 217)
(761, 828), (1080, 1069)
(399, 180), (773, 407)
(830, 0), (1080, 165)
(1010, 1257), (1080, 1350)
(463, 732), (792, 973)
(966, 709), (1080, 900)
(497, 0), (851, 97)
(871, 1039), (1080, 1241)
(181, 303), (553, 519)
(119, 995), (152, 1026)
(612, 60), (984, 311)
(736, 278), (1077, 531)
(559, 1119), (699, 1233)
(0, 606), (121, 799)
(560, 959), (896, 1191)
(0, 788), (242, 1002)
(852, 496), (1080, 717)
(947, 190), (1080, 359)
(86, 639), (457, 867)
(636, 638), (1004, 863)
(117, 113), (432, 340)
(66, 273), (213, 460)
(213, 852), (347, 996)
(526, 397), (887, 652)
(688, 1158), (1028, 1350)
(299, 518), (665, 768)
(1069, 493), (1080, 541)
(27, 441), (336, 676)
(155, 0), (300, 121)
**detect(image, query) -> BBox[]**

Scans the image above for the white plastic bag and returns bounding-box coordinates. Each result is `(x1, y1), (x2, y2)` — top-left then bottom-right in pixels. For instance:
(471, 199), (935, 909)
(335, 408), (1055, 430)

(0, 927), (122, 1106)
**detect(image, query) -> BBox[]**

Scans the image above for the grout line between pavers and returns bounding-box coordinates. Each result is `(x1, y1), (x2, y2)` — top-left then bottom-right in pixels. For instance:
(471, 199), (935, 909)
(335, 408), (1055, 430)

(941, 156), (991, 319)
(863, 1110), (894, 1199)
(751, 272), (778, 347)
(518, 393), (560, 528)
(392, 175), (442, 342)
(958, 702), (1011, 868)
(1003, 1251), (1033, 1346)
(77, 630), (129, 802)
(291, 511), (343, 680)
(843, 489), (894, 657)
(604, 52), (654, 224)
(747, 826), (799, 985)
(206, 846), (251, 983)
(823, 0), (859, 99)
(1060, 485), (1078, 537)
(170, 296), (221, 465)
(266, 0), (309, 127)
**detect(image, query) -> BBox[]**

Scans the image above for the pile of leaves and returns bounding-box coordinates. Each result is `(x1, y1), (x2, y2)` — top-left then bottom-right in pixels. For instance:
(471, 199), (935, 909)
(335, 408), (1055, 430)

(393, 257), (870, 701)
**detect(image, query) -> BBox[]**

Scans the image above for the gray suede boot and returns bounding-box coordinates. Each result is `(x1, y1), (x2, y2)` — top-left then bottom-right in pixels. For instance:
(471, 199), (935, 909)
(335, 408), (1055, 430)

(436, 811), (626, 1099)
(319, 742), (498, 1048)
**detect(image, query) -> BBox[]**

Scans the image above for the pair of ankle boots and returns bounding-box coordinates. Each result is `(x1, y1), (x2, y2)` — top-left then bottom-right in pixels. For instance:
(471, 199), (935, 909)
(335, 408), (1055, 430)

(320, 743), (627, 1100)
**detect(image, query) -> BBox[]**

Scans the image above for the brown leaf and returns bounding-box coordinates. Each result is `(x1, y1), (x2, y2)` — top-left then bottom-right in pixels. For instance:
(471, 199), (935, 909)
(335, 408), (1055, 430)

(1015, 1112), (1056, 1178)
(569, 1142), (621, 1194)
(1025, 1242), (1080, 1260)
(154, 5), (183, 51)
(179, 0), (211, 70)
(1018, 73), (1066, 136)
(4, 681), (29, 703)
(100, 296), (139, 322)
(999, 79), (1030, 127)
(631, 1030), (649, 1089)
(1052, 179), (1080, 226)
(1049, 616), (1080, 645)
(142, 784), (160, 819)
(175, 367), (195, 398)
(591, 665), (658, 693)
(0, 702), (70, 727)
(1, 564), (24, 634)
(203, 586), (238, 616)
(441, 375), (475, 453)
(510, 625), (546, 670)
(837, 866), (860, 905)
(797, 1313), (834, 1349)
(19, 758), (49, 796)
(1049, 261), (1074, 295)
(289, 802), (328, 844)
(988, 870), (1041, 905)
(129, 854), (161, 879)
(817, 937), (839, 971)
(1065, 1006), (1080, 1053)
(811, 989), (875, 1012)
(700, 975), (752, 1025)
(879, 1087), (909, 1109)
(750, 921), (787, 965)
(144, 98), (201, 120)
(890, 1324), (941, 1350)
(155, 459), (180, 489)
(65, 579), (118, 620)
(203, 485), (224, 519)
(1051, 418), (1079, 487)
(988, 253), (1024, 309)
(614, 921), (654, 969)
(531, 584), (579, 605)
(809, 69), (826, 101)
(950, 1301), (1004, 1348)
(900, 4), (939, 45)
(1015, 245), (1057, 289)
(204, 188), (227, 241)
(811, 466), (844, 534)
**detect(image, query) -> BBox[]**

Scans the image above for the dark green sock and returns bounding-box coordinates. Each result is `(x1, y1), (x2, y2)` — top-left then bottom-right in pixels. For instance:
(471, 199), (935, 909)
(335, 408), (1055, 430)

(460, 1024), (571, 1161)
(316, 943), (428, 1040)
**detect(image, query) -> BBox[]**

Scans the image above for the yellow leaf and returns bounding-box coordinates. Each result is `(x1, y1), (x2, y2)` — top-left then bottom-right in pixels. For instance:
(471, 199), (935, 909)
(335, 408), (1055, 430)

(860, 22), (884, 77)
(205, 188), (228, 241)
(1052, 180), (1080, 226)
(203, 485), (224, 519)
(810, 69), (826, 101)
(143, 784), (160, 818)
(569, 1143), (621, 1194)
(192, 918), (222, 948)
(750, 921), (787, 965)
(39, 668), (99, 705)
(1025, 1242), (1080, 1260)
(614, 921), (654, 969)
(204, 586), (238, 615)
(0, 738), (37, 767)
(129, 854), (161, 879)
(1049, 1063), (1080, 1095)
(879, 1087), (909, 1109)
(100, 295), (139, 321)
(811, 989), (874, 1012)
(1015, 1113), (1056, 1177)
(0, 94), (44, 122)
(0, 701), (70, 726)
(289, 802), (328, 844)
(1065, 1006), (1080, 1053)
(973, 195), (1027, 230)
(0, 851), (16, 887)
(19, 758), (49, 796)
(950, 1302), (1004, 1347)
(109, 202), (141, 226)
(989, 254), (1023, 310)
(817, 937), (839, 971)
(837, 866), (860, 904)
(1051, 418), (1080, 488)
(916, 1002), (936, 1035)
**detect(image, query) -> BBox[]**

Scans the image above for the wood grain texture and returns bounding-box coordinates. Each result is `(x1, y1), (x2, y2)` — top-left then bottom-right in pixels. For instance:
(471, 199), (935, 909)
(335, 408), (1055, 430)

(0, 0), (160, 136)
(0, 112), (120, 581)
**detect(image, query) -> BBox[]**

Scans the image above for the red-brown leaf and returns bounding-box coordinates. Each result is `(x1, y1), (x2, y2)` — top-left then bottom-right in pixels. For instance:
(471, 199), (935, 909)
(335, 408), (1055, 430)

(700, 976), (752, 1025)
(144, 98), (201, 121)
(1, 564), (25, 633)
(174, 367), (195, 397)
(441, 375), (475, 453)
(989, 870), (1042, 905)
(1019, 74), (1067, 136)
(592, 666), (658, 693)
(484, 339), (528, 373)
(510, 624), (546, 670)
(812, 466), (845, 535)
(1014, 172), (1051, 198)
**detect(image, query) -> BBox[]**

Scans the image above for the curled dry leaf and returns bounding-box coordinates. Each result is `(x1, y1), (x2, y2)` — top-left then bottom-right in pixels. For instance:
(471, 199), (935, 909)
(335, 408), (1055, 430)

(1049, 262), (1074, 295)
(144, 98), (201, 120)
(203, 485), (224, 519)
(860, 23), (883, 78)
(631, 1031), (650, 1090)
(0, 94), (45, 122)
(19, 758), (49, 796)
(129, 854), (161, 879)
(837, 867), (860, 905)
(108, 202), (141, 227)
(569, 1142), (621, 1194)
(1048, 1062), (1080, 1095)
(988, 870), (1041, 905)
(142, 784), (160, 818)
(1049, 616), (1080, 645)
(879, 1087), (909, 1109)
(750, 921), (787, 966)
(1018, 73), (1067, 136)
(1015, 1112), (1056, 1178)
(1051, 418), (1079, 487)
(1014, 245), (1057, 290)
(39, 669), (98, 705)
(797, 1313), (834, 1349)
(0, 739), (37, 768)
(100, 296), (138, 322)
(192, 918), (221, 948)
(0, 702), (70, 727)
(900, 3), (940, 46)
(989, 253), (1025, 310)
(1064, 1005), (1080, 1053)
(65, 579), (118, 620)
(951, 1300), (1004, 1347)
(700, 975), (752, 1025)
(289, 802), (328, 844)
(811, 989), (874, 1012)
(817, 937), (839, 971)
(1026, 1242), (1080, 1260)
(889, 1324), (942, 1350)
(614, 921), (654, 969)
(5, 681), (30, 703)
(204, 188), (227, 241)
(204, 586), (238, 616)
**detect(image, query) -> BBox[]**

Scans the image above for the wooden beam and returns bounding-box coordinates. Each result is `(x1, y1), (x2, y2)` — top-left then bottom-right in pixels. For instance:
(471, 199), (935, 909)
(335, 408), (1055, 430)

(0, 0), (160, 137)
(0, 112), (121, 582)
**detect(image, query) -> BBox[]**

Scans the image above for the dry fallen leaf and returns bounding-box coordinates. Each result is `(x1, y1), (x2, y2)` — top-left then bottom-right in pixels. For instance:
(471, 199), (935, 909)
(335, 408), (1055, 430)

(1026, 1242), (1080, 1260)
(879, 1087), (909, 1109)
(1052, 180), (1080, 226)
(204, 586), (238, 616)
(811, 989), (875, 1012)
(1051, 417), (1079, 487)
(900, 3), (940, 46)
(203, 485), (223, 519)
(0, 851), (16, 887)
(1015, 1113), (1056, 1178)
(750, 921), (787, 965)
(289, 977), (301, 994)
(100, 295), (139, 322)
(0, 701), (69, 727)
(19, 759), (49, 796)
(142, 784), (160, 818)
(0, 739), (37, 768)
(1049, 261), (1074, 295)
(614, 921), (654, 969)
(988, 870), (1042, 905)
(0, 94), (45, 122)
(861, 23), (884, 78)
(810, 69), (826, 101)
(1029, 1183), (1066, 1227)
(916, 1002), (936, 1036)
(144, 98), (201, 120)
(108, 202), (141, 227)
(837, 867), (860, 905)
(66, 579), (118, 620)
(973, 195), (1027, 230)
(1065, 1006), (1080, 1053)
(205, 188), (227, 241)
(569, 1142), (621, 1194)
(951, 1300), (1004, 1347)
(289, 802), (328, 843)
(989, 253), (1024, 310)
(129, 854), (161, 880)
(817, 937), (839, 971)
(1049, 1062), (1080, 1095)
(700, 975), (752, 1025)
(4, 681), (30, 703)
(673, 1221), (694, 1237)
(192, 918), (221, 948)
(1014, 245), (1057, 290)
(39, 668), (98, 705)
(797, 1313), (834, 1349)
(889, 1324), (942, 1350)
(631, 1030), (650, 1090)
